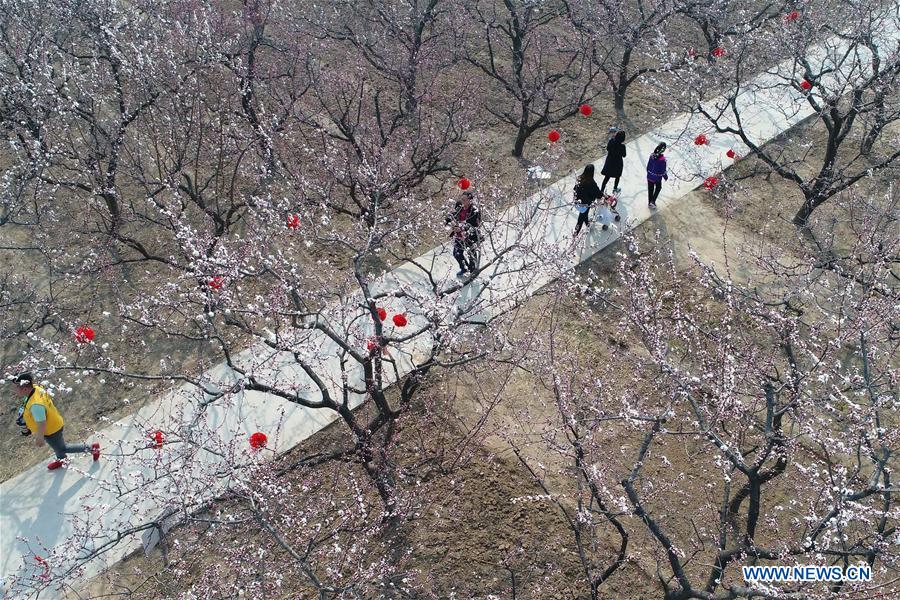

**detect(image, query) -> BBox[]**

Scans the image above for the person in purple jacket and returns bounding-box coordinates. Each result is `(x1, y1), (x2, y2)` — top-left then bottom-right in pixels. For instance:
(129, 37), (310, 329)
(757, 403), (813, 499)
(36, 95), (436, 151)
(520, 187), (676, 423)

(646, 142), (668, 208)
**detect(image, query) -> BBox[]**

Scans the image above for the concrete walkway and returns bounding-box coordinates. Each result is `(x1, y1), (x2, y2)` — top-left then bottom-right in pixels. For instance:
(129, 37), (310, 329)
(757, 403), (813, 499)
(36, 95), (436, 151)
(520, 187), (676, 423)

(3, 20), (897, 598)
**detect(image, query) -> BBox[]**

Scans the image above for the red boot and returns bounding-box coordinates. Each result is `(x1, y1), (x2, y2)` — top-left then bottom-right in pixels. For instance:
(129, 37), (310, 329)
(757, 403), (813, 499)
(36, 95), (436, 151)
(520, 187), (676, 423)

(91, 443), (101, 461)
(47, 460), (64, 471)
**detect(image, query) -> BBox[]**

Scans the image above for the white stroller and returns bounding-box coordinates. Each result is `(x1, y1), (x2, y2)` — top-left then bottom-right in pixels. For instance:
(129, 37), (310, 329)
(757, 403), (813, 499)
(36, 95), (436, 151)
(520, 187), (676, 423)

(593, 192), (622, 230)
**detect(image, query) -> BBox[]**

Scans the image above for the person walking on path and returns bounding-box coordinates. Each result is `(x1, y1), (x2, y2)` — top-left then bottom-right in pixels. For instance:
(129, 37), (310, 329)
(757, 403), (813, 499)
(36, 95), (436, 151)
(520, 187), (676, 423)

(13, 373), (100, 470)
(446, 191), (482, 278)
(646, 142), (668, 208)
(573, 164), (602, 237)
(600, 130), (627, 195)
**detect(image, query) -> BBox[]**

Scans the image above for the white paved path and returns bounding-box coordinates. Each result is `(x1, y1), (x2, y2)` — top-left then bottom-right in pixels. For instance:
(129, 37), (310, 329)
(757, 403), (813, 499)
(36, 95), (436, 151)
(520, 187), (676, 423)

(2, 19), (897, 598)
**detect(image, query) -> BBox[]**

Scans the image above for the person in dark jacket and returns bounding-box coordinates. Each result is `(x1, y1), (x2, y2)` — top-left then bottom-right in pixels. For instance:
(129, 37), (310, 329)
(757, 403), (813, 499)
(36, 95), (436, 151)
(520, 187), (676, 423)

(600, 130), (627, 195)
(446, 192), (482, 277)
(573, 164), (602, 237)
(646, 142), (668, 208)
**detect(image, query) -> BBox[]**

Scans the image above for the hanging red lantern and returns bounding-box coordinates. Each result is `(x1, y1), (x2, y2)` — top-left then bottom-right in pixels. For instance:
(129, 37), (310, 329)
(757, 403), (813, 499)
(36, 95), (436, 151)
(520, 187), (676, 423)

(208, 276), (224, 290)
(150, 430), (164, 449)
(392, 313), (408, 327)
(703, 176), (719, 190)
(712, 47), (726, 58)
(548, 130), (561, 142)
(74, 326), (95, 344)
(694, 133), (709, 146)
(579, 104), (592, 117)
(249, 431), (268, 450)
(457, 178), (471, 191)
(800, 79), (812, 91)
(726, 149), (736, 159)
(785, 10), (800, 22)
(286, 214), (300, 229)
(366, 337), (389, 355)
(376, 307), (387, 321)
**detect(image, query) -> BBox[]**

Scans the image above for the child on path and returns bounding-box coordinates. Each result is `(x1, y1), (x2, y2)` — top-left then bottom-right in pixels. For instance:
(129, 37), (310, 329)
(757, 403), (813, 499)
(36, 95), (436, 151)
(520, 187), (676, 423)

(646, 143), (668, 208)
(13, 372), (100, 470)
(573, 164), (602, 237)
(600, 130), (627, 195)
(446, 192), (482, 278)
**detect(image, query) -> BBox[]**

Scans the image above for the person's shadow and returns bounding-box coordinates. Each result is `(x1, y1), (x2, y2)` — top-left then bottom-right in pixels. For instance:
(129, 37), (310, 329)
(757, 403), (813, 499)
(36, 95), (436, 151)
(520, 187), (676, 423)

(1, 463), (92, 594)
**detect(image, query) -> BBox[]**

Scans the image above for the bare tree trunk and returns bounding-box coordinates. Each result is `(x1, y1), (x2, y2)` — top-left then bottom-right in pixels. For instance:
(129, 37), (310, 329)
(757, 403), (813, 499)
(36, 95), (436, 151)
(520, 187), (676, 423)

(613, 87), (627, 116)
(793, 199), (812, 226)
(614, 48), (633, 116)
(512, 105), (530, 157)
(793, 194), (823, 227)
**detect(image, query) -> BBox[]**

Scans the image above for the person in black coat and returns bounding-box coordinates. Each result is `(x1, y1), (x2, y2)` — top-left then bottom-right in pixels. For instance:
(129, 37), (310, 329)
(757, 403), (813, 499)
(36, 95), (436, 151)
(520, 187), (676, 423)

(573, 164), (602, 236)
(600, 130), (627, 195)
(446, 192), (482, 277)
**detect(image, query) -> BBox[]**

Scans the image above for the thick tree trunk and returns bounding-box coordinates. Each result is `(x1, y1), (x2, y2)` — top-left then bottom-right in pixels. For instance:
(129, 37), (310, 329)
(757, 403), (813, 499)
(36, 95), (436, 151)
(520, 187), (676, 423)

(613, 87), (627, 115)
(795, 135), (839, 226)
(793, 192), (828, 227)
(512, 104), (530, 157)
(614, 48), (633, 116)
(860, 116), (884, 156)
(102, 191), (121, 232)
(512, 128), (528, 157)
(793, 197), (816, 227)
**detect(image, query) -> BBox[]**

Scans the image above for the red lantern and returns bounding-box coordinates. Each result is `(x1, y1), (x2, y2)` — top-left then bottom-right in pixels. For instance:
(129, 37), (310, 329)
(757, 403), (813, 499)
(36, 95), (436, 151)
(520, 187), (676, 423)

(208, 276), (224, 290)
(392, 313), (408, 327)
(249, 431), (267, 450)
(150, 430), (164, 449)
(703, 176), (719, 190)
(800, 79), (812, 91)
(579, 104), (592, 117)
(458, 178), (471, 191)
(548, 130), (561, 142)
(74, 326), (95, 344)
(376, 307), (387, 321)
(785, 10), (800, 22)
(712, 47), (726, 58)
(286, 214), (300, 229)
(726, 149), (736, 159)
(366, 337), (389, 355)
(694, 133), (709, 146)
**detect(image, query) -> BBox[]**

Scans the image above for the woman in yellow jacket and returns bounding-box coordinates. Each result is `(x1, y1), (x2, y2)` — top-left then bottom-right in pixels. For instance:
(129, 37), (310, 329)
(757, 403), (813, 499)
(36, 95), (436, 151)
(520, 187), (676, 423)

(14, 373), (100, 470)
